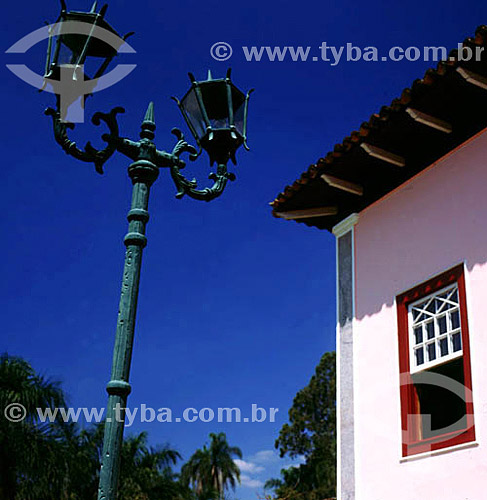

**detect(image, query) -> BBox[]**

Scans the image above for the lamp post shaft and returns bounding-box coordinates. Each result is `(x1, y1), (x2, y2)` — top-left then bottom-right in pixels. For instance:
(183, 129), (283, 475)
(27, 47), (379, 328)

(98, 158), (159, 500)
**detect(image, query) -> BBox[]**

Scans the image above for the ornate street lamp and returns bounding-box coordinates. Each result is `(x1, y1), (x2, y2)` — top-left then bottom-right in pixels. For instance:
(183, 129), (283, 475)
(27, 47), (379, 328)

(39, 2), (252, 500)
(44, 0), (129, 82)
(43, 0), (133, 123)
(172, 69), (253, 200)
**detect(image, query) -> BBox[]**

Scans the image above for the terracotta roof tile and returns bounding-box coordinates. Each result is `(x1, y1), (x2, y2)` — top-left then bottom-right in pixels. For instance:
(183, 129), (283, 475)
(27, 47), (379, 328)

(271, 26), (487, 230)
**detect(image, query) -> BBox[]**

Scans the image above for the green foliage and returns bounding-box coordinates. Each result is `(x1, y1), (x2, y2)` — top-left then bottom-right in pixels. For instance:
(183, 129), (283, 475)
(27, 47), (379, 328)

(181, 432), (242, 500)
(266, 351), (336, 500)
(0, 353), (190, 500)
(0, 353), (67, 500)
(118, 431), (187, 500)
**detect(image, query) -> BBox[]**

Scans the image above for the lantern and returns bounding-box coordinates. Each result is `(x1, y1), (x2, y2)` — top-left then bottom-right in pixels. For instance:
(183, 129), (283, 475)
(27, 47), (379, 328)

(176, 69), (253, 165)
(44, 1), (129, 85)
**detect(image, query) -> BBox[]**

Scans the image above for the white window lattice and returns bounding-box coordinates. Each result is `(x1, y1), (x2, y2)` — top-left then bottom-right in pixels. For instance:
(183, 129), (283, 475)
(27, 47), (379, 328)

(409, 284), (463, 373)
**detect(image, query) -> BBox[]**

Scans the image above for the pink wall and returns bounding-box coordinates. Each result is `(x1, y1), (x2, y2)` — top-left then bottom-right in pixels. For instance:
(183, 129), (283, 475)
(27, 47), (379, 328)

(353, 129), (487, 500)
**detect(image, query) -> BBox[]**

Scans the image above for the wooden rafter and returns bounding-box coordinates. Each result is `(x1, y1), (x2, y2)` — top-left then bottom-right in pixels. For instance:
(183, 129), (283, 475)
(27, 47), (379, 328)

(321, 174), (363, 196)
(360, 143), (406, 167)
(406, 108), (452, 134)
(274, 207), (338, 220)
(457, 67), (487, 90)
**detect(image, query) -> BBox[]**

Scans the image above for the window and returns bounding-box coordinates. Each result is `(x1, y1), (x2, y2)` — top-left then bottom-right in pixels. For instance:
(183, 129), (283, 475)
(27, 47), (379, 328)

(397, 264), (475, 456)
(410, 284), (462, 372)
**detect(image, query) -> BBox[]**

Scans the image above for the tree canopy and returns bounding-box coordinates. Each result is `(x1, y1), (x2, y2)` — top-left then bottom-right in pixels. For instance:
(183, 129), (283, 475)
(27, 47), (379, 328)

(265, 351), (336, 500)
(1, 351), (336, 500)
(0, 353), (193, 500)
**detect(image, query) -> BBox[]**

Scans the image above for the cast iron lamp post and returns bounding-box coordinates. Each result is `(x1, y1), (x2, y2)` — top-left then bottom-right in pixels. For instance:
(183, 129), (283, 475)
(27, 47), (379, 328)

(40, 2), (252, 499)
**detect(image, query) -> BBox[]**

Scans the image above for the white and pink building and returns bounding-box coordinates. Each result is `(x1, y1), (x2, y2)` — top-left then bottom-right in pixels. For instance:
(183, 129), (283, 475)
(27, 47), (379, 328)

(271, 26), (487, 500)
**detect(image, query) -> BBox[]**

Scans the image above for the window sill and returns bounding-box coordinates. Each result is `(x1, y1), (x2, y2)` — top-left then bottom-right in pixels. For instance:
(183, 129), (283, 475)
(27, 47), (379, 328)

(400, 440), (479, 463)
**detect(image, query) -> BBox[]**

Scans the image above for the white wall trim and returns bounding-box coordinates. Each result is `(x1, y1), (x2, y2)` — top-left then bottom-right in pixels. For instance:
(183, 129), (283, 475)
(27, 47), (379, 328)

(334, 218), (357, 500)
(335, 233), (341, 500)
(399, 441), (479, 463)
(333, 213), (359, 238)
(461, 261), (481, 449)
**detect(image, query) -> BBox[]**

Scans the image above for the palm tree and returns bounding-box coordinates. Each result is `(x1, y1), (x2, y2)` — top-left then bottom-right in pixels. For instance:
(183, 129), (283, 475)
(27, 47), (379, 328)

(119, 431), (183, 500)
(207, 432), (242, 500)
(181, 432), (242, 500)
(0, 354), (189, 500)
(0, 353), (67, 500)
(181, 446), (213, 499)
(55, 421), (105, 500)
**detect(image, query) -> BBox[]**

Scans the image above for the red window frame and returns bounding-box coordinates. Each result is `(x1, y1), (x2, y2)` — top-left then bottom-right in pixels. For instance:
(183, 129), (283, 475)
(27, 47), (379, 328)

(396, 264), (475, 457)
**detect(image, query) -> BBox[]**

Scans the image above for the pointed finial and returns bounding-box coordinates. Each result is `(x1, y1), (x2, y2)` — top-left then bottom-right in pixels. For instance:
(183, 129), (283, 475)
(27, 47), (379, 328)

(207, 69), (213, 81)
(140, 101), (155, 140)
(144, 101), (154, 124)
(90, 1), (98, 12)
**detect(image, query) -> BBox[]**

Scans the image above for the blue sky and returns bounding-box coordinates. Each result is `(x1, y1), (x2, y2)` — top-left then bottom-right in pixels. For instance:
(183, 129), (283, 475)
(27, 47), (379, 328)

(2, 0), (487, 498)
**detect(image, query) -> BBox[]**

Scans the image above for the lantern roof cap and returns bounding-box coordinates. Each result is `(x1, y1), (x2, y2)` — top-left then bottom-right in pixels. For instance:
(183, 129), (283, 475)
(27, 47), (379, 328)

(54, 1), (127, 58)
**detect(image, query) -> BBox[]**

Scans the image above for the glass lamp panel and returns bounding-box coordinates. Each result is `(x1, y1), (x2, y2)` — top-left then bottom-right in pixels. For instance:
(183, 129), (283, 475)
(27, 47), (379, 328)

(201, 82), (229, 129)
(80, 55), (107, 81)
(232, 85), (246, 133)
(60, 34), (88, 61)
(52, 49), (100, 82)
(58, 18), (91, 64)
(45, 35), (75, 80)
(62, 12), (121, 58)
(58, 43), (75, 64)
(181, 89), (206, 140)
(234, 100), (245, 134)
(47, 36), (98, 81)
